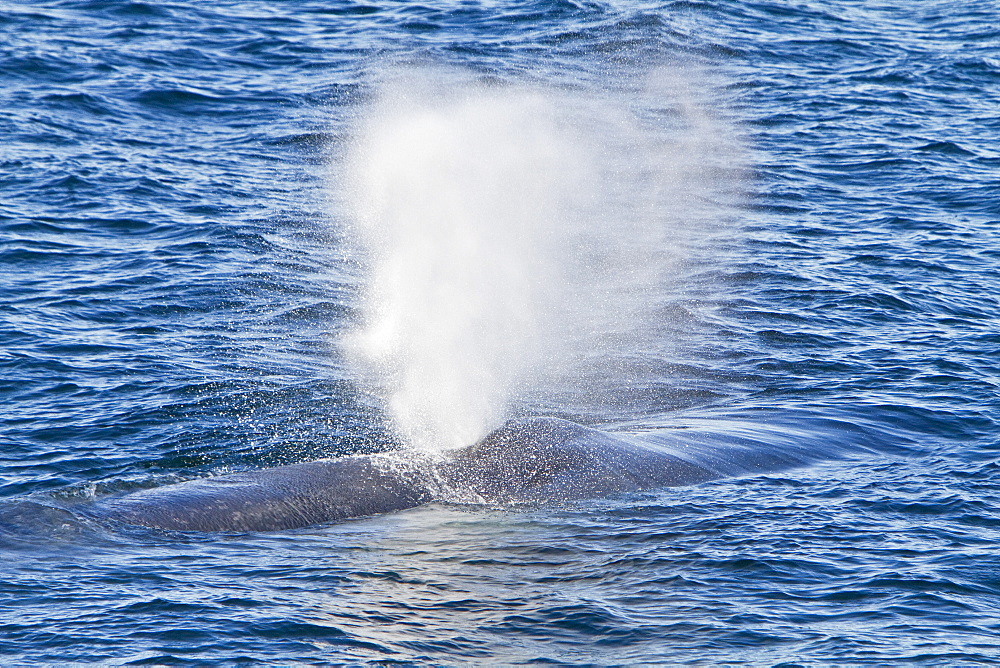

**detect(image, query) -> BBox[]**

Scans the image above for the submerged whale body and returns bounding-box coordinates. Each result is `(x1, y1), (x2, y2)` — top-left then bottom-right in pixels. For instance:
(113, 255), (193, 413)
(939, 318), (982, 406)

(97, 416), (870, 533)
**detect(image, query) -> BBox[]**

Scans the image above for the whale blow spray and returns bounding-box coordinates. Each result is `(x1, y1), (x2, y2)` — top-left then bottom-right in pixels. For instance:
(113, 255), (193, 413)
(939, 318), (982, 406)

(343, 68), (741, 451)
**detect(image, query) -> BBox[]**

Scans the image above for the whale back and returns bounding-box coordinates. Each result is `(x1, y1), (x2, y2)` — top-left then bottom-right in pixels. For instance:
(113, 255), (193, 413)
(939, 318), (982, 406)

(94, 415), (875, 532)
(101, 456), (433, 532)
(445, 417), (718, 502)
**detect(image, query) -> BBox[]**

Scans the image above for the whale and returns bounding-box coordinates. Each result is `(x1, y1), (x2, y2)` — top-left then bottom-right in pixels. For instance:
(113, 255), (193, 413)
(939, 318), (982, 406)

(95, 416), (878, 533)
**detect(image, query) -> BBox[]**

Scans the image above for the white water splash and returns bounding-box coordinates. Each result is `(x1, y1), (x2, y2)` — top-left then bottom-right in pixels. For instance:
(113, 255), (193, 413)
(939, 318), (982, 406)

(340, 67), (742, 451)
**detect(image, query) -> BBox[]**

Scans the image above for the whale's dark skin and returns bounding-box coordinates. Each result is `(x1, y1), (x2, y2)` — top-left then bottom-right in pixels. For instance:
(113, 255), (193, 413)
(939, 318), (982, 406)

(98, 416), (862, 533)
(102, 455), (436, 532)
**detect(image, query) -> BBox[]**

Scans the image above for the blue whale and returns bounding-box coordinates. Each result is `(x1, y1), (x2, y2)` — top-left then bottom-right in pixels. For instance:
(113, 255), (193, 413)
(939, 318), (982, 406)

(97, 416), (876, 532)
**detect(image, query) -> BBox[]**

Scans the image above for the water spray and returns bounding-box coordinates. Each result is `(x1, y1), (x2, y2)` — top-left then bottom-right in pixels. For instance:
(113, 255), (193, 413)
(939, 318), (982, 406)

(341, 67), (741, 451)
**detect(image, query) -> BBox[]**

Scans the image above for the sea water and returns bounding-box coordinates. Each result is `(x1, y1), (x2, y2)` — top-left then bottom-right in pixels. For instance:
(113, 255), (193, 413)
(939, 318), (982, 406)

(2, 0), (1000, 663)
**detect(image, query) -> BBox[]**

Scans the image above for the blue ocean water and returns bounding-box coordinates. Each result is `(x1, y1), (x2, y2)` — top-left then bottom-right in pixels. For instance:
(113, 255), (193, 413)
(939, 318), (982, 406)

(3, 0), (1000, 663)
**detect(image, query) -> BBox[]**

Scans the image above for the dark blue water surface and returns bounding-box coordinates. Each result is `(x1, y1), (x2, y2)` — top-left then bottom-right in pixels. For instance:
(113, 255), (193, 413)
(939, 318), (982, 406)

(3, 0), (1000, 663)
